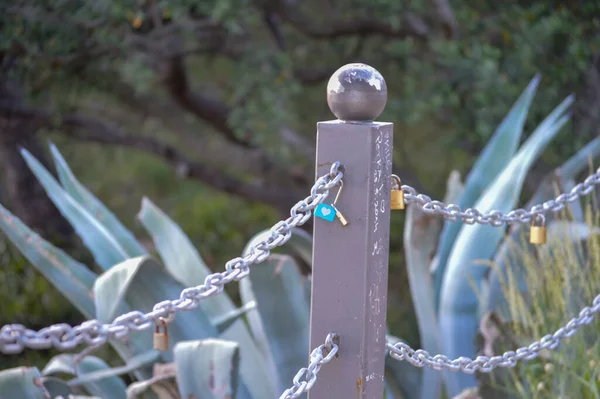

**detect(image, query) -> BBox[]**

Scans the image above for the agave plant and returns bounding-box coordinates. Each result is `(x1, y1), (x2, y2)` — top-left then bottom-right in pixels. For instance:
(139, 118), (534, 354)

(402, 75), (600, 399)
(0, 143), (322, 398)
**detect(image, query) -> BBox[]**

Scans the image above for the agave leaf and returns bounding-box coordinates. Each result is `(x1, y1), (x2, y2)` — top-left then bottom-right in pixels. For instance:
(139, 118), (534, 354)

(174, 339), (243, 399)
(93, 258), (137, 324)
(554, 135), (600, 222)
(93, 256), (217, 362)
(286, 227), (313, 266)
(68, 351), (161, 387)
(125, 363), (178, 399)
(239, 254), (310, 393)
(212, 301), (256, 334)
(42, 354), (128, 399)
(0, 367), (50, 398)
(430, 171), (464, 275)
(558, 135), (600, 179)
(49, 143), (147, 257)
(0, 202), (96, 318)
(219, 325), (284, 399)
(137, 198), (230, 318)
(43, 377), (72, 397)
(42, 354), (79, 375)
(244, 227), (314, 267)
(385, 336), (422, 399)
(439, 95), (573, 396)
(403, 205), (443, 399)
(21, 149), (128, 270)
(138, 198), (277, 399)
(444, 170), (465, 205)
(433, 76), (541, 310)
(481, 232), (528, 322)
(69, 357), (127, 399)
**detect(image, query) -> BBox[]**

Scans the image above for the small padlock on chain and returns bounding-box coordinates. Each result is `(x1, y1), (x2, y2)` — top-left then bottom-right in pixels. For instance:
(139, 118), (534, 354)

(530, 214), (547, 245)
(315, 180), (349, 226)
(390, 174), (405, 210)
(153, 317), (170, 351)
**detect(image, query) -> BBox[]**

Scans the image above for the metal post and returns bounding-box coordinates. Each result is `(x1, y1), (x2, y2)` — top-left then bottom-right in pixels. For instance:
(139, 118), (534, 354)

(308, 63), (393, 399)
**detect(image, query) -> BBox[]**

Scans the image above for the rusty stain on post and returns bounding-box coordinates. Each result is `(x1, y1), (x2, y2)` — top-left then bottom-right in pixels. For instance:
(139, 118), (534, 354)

(308, 63), (393, 399)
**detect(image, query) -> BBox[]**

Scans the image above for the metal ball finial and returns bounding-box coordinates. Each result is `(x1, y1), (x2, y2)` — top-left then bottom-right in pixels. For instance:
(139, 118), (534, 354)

(326, 63), (387, 121)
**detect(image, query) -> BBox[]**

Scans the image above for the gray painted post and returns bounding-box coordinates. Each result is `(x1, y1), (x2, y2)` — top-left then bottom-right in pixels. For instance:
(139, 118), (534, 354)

(308, 63), (393, 399)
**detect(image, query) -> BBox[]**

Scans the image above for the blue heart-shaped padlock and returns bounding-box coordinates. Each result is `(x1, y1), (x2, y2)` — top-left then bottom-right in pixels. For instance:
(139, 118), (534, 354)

(315, 204), (336, 222)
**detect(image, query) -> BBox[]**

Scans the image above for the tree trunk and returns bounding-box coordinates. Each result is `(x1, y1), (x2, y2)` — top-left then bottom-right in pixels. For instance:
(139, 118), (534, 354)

(572, 53), (600, 205)
(0, 80), (74, 244)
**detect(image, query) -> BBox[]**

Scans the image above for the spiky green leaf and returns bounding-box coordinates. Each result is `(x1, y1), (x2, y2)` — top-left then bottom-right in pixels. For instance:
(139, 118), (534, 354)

(174, 339), (242, 399)
(93, 256), (217, 362)
(0, 367), (50, 398)
(239, 254), (310, 393)
(21, 149), (128, 269)
(433, 76), (541, 309)
(49, 143), (147, 257)
(0, 202), (96, 318)
(137, 197), (228, 318)
(42, 355), (128, 399)
(245, 227), (314, 268)
(403, 205), (443, 399)
(212, 301), (256, 334)
(42, 378), (72, 397)
(385, 335), (422, 399)
(138, 198), (277, 398)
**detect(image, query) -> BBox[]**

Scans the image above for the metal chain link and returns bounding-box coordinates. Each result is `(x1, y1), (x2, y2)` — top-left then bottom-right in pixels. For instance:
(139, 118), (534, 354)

(387, 293), (600, 373)
(399, 166), (600, 226)
(279, 333), (340, 399)
(0, 163), (345, 355)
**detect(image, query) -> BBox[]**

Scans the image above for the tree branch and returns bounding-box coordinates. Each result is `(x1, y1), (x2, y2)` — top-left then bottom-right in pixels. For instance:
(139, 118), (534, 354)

(158, 55), (255, 148)
(0, 104), (305, 215)
(432, 0), (458, 39)
(269, 2), (429, 40)
(157, 55), (313, 179)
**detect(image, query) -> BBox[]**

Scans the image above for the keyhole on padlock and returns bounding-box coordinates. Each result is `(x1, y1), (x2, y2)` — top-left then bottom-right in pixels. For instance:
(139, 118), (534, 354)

(153, 318), (169, 351)
(331, 180), (349, 226)
(390, 174), (405, 210)
(530, 214), (547, 245)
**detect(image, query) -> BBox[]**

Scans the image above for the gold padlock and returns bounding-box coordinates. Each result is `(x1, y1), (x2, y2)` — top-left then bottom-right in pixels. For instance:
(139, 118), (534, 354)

(390, 175), (405, 210)
(530, 215), (547, 245)
(332, 181), (349, 226)
(153, 318), (169, 351)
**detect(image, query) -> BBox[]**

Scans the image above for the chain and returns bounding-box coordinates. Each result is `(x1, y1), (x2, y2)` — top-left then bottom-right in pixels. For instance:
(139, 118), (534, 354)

(0, 163), (345, 355)
(399, 166), (600, 226)
(279, 333), (340, 399)
(387, 293), (600, 373)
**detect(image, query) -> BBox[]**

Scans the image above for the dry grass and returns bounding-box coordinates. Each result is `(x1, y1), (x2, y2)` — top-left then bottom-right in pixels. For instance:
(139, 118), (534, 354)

(484, 196), (600, 398)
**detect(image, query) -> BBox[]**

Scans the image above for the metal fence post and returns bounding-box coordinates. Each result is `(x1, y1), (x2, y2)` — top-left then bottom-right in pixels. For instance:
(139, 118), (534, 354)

(308, 63), (393, 399)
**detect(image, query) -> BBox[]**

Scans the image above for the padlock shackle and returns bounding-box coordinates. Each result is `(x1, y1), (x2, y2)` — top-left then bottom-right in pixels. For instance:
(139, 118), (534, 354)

(532, 214), (545, 227)
(155, 317), (169, 333)
(391, 174), (401, 190)
(333, 180), (344, 206)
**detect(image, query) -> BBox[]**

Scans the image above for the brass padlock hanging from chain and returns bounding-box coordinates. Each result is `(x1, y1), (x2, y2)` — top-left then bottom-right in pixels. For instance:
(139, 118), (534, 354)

(390, 174), (405, 210)
(530, 215), (547, 245)
(153, 317), (170, 351)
